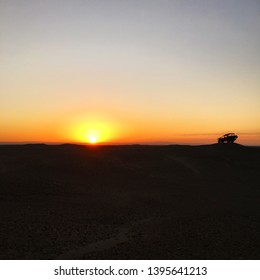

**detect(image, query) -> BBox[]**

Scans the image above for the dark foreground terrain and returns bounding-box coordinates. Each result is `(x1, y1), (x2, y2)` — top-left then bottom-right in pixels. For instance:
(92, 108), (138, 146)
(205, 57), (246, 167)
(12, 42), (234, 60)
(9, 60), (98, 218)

(0, 143), (259, 259)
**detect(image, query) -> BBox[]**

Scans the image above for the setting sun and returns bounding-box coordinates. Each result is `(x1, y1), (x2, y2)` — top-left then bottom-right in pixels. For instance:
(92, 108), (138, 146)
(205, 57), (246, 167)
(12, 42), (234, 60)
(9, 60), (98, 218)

(86, 130), (101, 144)
(88, 135), (98, 144)
(66, 114), (121, 144)
(81, 127), (104, 144)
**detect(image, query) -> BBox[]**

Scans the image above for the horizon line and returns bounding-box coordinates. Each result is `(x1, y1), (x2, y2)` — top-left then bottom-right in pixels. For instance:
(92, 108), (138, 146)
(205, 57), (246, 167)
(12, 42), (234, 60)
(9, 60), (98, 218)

(1, 141), (258, 147)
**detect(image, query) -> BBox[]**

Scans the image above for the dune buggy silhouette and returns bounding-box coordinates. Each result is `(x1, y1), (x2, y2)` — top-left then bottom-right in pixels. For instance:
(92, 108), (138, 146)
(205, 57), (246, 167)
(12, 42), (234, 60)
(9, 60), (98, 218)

(218, 133), (238, 143)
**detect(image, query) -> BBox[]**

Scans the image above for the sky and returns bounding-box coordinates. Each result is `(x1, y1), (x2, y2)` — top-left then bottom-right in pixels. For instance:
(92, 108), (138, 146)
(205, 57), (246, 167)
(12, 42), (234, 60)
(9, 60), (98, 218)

(1, 0), (260, 145)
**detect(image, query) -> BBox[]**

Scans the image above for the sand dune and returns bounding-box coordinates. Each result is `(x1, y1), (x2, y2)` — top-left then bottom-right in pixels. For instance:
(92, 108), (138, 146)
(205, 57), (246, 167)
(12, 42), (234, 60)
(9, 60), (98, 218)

(0, 143), (259, 259)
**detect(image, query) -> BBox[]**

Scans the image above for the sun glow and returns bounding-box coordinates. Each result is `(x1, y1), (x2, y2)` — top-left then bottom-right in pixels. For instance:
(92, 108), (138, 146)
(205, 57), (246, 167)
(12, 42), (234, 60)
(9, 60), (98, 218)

(88, 135), (98, 144)
(85, 130), (101, 144)
(67, 114), (120, 144)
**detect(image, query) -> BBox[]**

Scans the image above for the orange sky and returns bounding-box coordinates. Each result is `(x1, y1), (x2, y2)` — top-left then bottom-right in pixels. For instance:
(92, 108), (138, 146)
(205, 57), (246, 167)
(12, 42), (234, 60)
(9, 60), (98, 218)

(1, 1), (260, 145)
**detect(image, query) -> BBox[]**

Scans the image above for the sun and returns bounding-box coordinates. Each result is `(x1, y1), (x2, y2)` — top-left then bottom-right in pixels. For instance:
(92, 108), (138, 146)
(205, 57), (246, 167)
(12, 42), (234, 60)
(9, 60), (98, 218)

(88, 134), (98, 144)
(85, 129), (101, 144)
(68, 114), (120, 144)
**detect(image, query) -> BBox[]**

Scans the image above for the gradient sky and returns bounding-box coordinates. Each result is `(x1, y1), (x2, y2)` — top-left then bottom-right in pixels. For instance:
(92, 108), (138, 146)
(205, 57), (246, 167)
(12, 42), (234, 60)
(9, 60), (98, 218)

(1, 0), (260, 144)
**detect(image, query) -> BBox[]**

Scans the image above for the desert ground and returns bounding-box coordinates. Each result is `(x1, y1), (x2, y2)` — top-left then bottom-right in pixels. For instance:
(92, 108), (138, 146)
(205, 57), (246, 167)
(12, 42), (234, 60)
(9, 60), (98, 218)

(0, 143), (259, 259)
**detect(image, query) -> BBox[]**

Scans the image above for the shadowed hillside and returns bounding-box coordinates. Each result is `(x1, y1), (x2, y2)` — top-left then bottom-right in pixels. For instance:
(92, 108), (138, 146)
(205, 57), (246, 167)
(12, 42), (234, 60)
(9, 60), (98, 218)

(0, 144), (259, 259)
